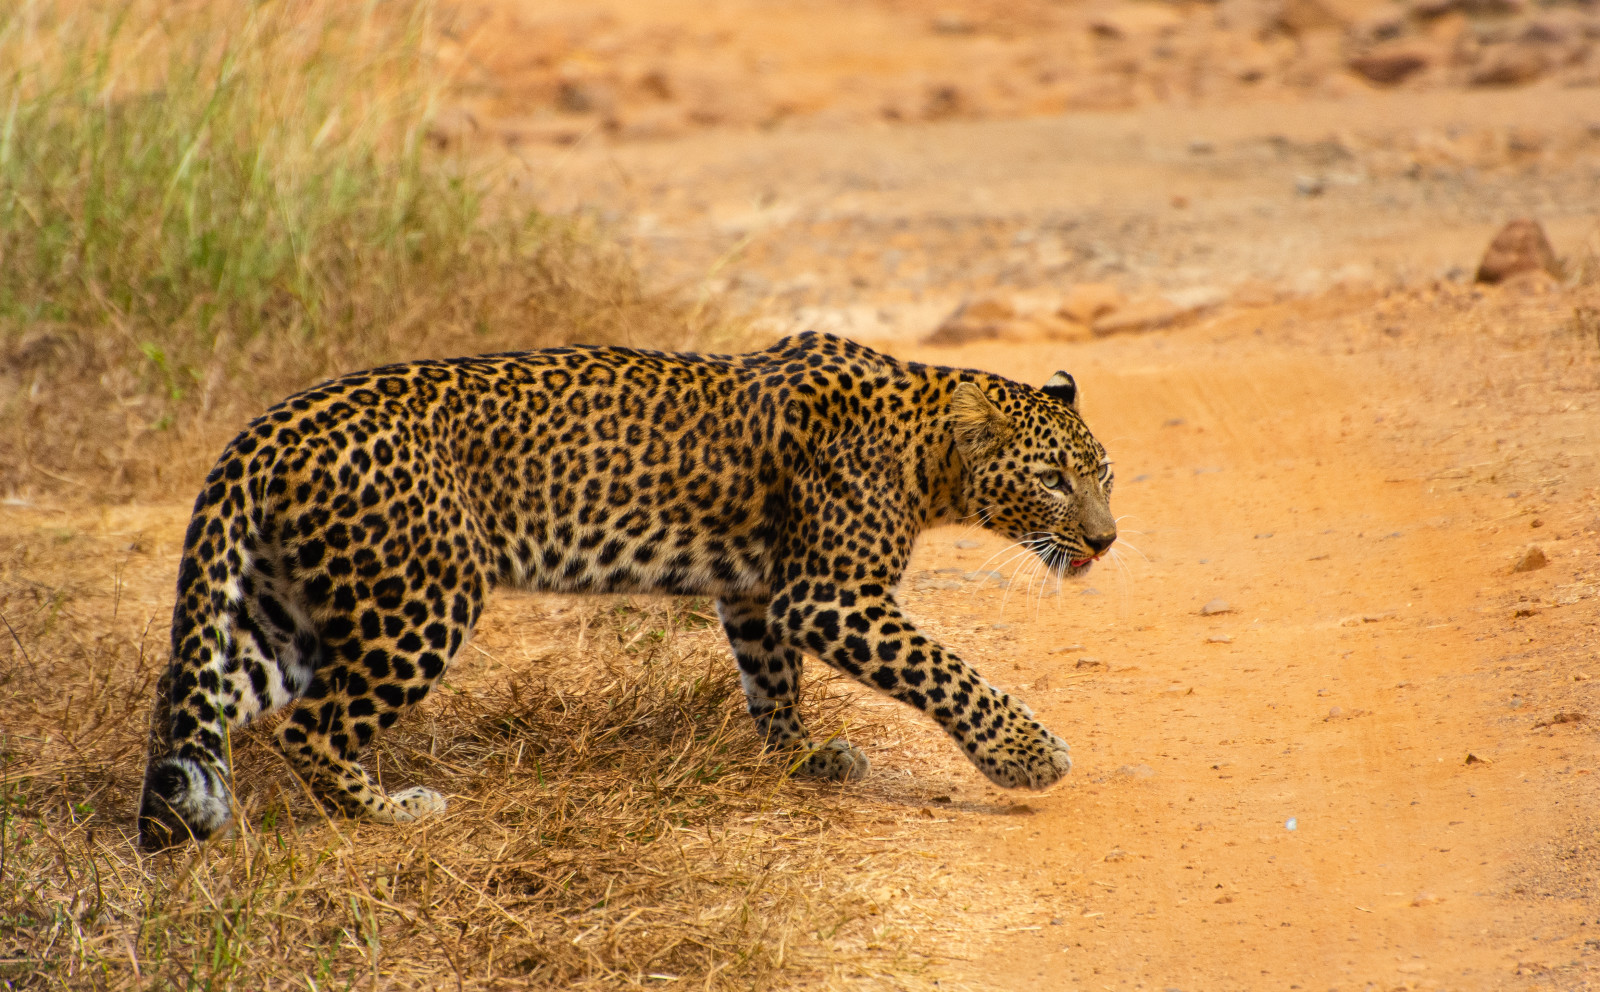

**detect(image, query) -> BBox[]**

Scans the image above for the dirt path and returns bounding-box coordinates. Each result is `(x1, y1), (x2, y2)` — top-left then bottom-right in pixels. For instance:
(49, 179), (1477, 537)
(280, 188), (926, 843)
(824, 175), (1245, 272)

(509, 83), (1600, 988)
(859, 300), (1599, 989)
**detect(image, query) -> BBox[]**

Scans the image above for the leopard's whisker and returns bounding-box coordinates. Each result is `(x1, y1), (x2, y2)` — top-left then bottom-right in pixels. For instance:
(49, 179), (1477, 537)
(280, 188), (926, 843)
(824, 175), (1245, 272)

(1114, 538), (1150, 564)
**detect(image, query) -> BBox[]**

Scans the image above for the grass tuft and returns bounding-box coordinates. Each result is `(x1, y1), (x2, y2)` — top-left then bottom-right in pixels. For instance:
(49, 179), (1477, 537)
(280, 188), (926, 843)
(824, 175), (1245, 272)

(0, 0), (734, 499)
(0, 519), (936, 990)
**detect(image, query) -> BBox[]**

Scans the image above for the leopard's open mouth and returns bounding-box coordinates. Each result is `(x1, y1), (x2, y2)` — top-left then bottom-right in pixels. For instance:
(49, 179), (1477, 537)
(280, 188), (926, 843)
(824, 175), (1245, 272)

(1068, 552), (1105, 569)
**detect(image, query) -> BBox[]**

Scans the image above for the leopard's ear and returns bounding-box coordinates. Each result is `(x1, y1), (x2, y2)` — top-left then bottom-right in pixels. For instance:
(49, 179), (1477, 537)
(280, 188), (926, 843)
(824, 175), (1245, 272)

(949, 381), (1013, 459)
(1042, 371), (1077, 410)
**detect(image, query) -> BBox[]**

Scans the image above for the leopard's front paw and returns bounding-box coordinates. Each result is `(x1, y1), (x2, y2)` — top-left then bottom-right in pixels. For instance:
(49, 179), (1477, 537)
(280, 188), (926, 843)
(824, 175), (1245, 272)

(976, 723), (1073, 790)
(792, 738), (870, 782)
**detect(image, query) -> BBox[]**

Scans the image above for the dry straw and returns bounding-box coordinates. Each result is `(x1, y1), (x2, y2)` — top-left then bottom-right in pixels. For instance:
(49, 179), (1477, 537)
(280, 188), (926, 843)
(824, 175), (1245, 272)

(1, 524), (945, 989)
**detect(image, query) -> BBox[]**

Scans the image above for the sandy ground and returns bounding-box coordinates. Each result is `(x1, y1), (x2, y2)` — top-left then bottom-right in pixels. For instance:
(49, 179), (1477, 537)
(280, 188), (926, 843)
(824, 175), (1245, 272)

(489, 61), (1600, 988)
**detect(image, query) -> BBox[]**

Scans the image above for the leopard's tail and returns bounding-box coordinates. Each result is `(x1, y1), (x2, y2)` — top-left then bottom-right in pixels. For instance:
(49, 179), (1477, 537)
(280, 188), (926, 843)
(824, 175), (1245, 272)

(139, 456), (279, 850)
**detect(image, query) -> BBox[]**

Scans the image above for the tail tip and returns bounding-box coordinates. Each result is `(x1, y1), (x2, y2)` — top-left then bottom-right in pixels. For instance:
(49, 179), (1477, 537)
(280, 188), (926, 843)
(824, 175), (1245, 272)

(138, 756), (231, 851)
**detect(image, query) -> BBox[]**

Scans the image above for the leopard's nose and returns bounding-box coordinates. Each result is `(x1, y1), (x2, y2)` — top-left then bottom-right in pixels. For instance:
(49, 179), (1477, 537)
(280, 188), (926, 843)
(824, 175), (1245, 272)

(1085, 530), (1116, 556)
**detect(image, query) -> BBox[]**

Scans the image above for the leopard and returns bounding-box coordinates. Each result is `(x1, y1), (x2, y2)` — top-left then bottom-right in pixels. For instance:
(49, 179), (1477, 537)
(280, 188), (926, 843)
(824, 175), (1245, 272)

(137, 331), (1116, 849)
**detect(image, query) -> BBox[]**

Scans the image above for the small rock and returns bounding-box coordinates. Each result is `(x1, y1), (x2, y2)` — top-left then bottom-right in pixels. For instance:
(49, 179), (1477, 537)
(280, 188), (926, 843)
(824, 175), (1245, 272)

(923, 295), (1016, 345)
(1532, 711), (1586, 729)
(1512, 544), (1548, 572)
(1411, 892), (1441, 907)
(990, 622), (1013, 631)
(1464, 752), (1492, 765)
(1103, 848), (1131, 861)
(1274, 0), (1348, 34)
(1327, 706), (1344, 718)
(1469, 46), (1549, 88)
(954, 538), (983, 549)
(1206, 635), (1233, 644)
(1294, 175), (1325, 197)
(1058, 283), (1126, 324)
(1477, 220), (1560, 284)
(1075, 657), (1108, 670)
(1200, 599), (1231, 616)
(1117, 763), (1156, 778)
(931, 12), (978, 34)
(1050, 644), (1086, 654)
(1348, 50), (1430, 86)
(1285, 817), (1297, 831)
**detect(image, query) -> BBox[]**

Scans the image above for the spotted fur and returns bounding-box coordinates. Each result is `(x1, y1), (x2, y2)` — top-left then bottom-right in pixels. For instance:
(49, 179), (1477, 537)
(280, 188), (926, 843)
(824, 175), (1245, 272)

(137, 332), (1115, 849)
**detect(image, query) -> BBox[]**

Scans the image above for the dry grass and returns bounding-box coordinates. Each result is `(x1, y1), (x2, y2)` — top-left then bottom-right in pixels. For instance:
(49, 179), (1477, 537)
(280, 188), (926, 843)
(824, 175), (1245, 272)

(0, 3), (950, 988)
(0, 512), (944, 991)
(0, 0), (739, 501)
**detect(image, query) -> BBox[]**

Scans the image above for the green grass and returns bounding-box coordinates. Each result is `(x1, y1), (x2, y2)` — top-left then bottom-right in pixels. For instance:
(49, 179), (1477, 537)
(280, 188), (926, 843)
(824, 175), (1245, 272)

(0, 0), (729, 497)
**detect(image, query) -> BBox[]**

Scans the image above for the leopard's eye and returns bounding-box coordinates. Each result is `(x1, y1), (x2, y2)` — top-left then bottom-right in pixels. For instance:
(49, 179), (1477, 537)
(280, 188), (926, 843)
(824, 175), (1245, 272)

(1038, 470), (1067, 491)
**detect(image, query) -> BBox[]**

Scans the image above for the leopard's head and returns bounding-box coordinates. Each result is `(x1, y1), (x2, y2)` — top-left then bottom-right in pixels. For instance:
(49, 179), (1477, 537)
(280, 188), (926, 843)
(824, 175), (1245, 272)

(950, 371), (1115, 577)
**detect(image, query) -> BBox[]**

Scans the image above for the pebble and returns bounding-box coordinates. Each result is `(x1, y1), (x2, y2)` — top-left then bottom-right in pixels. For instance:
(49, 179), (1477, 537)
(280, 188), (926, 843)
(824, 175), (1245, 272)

(1117, 763), (1156, 778)
(1294, 175), (1325, 197)
(1103, 848), (1131, 861)
(1201, 598), (1231, 616)
(1512, 544), (1548, 573)
(991, 622), (1013, 631)
(1075, 658), (1108, 670)
(1206, 635), (1233, 644)
(1050, 644), (1086, 654)
(1412, 892), (1440, 906)
(1328, 706), (1344, 718)
(954, 538), (983, 549)
(1477, 219), (1560, 284)
(1285, 817), (1298, 831)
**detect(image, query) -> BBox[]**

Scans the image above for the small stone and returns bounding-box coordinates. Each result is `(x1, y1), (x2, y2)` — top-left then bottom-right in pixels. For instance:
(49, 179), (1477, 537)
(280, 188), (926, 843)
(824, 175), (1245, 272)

(1477, 220), (1560, 284)
(923, 295), (1017, 345)
(1117, 763), (1155, 778)
(1103, 848), (1131, 861)
(954, 538), (983, 549)
(931, 12), (978, 34)
(1469, 46), (1549, 88)
(1050, 917), (1064, 925)
(1051, 644), (1086, 654)
(1206, 635), (1233, 644)
(1327, 706), (1344, 718)
(1411, 892), (1441, 906)
(1075, 657), (1107, 671)
(1058, 283), (1126, 324)
(1512, 544), (1548, 572)
(1465, 752), (1492, 765)
(1200, 599), (1231, 616)
(1294, 175), (1325, 197)
(1348, 50), (1430, 86)
(991, 622), (1013, 631)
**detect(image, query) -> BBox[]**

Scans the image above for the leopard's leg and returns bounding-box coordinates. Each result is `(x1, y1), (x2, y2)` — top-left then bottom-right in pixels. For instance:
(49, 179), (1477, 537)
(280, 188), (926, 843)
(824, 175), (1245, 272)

(717, 594), (869, 781)
(769, 585), (1072, 790)
(275, 578), (483, 826)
